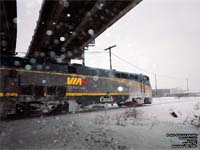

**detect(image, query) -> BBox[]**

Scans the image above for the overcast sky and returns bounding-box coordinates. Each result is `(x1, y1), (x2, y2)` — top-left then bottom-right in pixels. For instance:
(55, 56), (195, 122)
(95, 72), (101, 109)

(16, 0), (200, 91)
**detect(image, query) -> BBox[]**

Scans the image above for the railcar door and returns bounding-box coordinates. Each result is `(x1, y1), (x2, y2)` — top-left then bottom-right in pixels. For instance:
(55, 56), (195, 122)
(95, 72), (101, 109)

(0, 70), (19, 118)
(142, 80), (145, 93)
(3, 70), (19, 96)
(140, 78), (145, 94)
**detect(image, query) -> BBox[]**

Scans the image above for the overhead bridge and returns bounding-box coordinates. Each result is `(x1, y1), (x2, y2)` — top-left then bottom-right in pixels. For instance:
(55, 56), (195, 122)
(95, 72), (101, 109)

(26, 0), (142, 63)
(0, 0), (142, 62)
(0, 0), (17, 56)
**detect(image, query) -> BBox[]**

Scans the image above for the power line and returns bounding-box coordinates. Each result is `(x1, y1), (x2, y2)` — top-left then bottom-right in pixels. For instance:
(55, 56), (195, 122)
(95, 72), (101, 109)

(155, 73), (186, 80)
(112, 52), (152, 74)
(111, 52), (187, 81)
(18, 49), (187, 82)
(85, 50), (189, 90)
(85, 51), (108, 54)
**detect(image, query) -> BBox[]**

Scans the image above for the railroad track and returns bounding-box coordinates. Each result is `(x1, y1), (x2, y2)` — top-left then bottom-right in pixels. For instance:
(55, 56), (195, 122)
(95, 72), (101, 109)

(2, 103), (148, 121)
(3, 97), (199, 121)
(150, 97), (200, 106)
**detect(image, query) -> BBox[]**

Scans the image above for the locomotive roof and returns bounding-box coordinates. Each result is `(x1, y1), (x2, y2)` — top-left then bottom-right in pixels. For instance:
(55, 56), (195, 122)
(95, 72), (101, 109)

(0, 56), (149, 80)
(71, 63), (145, 78)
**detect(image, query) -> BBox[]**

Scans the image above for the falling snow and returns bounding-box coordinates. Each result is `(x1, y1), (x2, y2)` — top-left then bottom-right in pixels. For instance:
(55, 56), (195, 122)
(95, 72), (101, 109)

(46, 30), (53, 36)
(88, 29), (94, 36)
(0, 97), (199, 150)
(25, 64), (32, 70)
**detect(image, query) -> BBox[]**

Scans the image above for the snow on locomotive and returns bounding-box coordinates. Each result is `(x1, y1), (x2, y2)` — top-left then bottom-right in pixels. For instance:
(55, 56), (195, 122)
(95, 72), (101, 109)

(0, 56), (152, 118)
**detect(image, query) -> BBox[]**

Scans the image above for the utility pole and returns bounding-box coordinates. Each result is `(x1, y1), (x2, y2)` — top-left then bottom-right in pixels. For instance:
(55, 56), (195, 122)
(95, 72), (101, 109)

(155, 73), (158, 97)
(82, 49), (85, 66)
(104, 45), (116, 70)
(82, 47), (88, 66)
(83, 40), (95, 66)
(186, 78), (189, 93)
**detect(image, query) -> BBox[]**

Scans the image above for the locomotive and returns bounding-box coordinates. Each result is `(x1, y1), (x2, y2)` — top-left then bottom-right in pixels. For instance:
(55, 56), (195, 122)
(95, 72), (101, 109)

(0, 56), (152, 118)
(1, 0), (147, 118)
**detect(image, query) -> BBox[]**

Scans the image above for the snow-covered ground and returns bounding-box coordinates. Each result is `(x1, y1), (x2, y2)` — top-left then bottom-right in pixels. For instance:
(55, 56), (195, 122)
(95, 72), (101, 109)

(0, 97), (200, 150)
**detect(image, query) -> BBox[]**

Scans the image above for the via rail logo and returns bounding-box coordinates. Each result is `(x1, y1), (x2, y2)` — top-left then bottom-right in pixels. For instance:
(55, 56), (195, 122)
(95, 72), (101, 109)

(66, 77), (87, 86)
